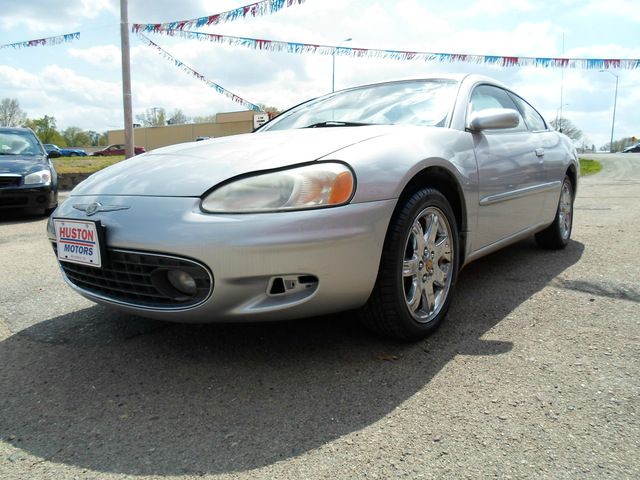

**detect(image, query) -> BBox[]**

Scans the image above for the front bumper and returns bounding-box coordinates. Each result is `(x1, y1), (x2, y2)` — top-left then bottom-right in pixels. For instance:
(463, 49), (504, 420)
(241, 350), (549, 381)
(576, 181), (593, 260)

(49, 195), (396, 322)
(0, 184), (57, 211)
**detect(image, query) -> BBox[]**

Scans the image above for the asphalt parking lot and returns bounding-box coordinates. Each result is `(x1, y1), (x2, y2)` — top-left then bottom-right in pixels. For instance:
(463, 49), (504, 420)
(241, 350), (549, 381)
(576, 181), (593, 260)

(1, 154), (638, 479)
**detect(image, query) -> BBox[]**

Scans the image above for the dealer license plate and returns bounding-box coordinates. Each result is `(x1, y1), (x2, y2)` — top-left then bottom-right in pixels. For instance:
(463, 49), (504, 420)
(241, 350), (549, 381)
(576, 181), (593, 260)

(54, 219), (102, 268)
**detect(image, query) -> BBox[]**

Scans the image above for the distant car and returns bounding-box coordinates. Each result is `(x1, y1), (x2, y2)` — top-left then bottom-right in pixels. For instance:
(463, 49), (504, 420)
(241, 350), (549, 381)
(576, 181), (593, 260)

(0, 127), (58, 215)
(43, 144), (87, 157)
(92, 144), (145, 156)
(48, 74), (578, 340)
(622, 143), (640, 153)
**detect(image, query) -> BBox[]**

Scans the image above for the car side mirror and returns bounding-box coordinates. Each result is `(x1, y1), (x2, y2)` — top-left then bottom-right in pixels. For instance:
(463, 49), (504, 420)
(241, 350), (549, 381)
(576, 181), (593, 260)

(467, 108), (520, 131)
(48, 150), (61, 158)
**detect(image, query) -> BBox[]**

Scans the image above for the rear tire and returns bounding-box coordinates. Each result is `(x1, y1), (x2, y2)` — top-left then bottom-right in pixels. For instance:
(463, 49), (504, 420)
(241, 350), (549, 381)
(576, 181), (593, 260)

(535, 175), (574, 249)
(359, 188), (459, 341)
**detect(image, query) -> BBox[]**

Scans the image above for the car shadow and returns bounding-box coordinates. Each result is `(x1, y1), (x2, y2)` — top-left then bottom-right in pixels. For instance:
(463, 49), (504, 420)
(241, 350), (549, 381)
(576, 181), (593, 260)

(0, 239), (584, 476)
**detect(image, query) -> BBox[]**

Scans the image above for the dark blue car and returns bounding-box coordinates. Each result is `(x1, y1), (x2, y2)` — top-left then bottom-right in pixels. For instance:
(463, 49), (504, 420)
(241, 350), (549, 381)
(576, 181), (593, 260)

(43, 143), (87, 157)
(0, 128), (59, 215)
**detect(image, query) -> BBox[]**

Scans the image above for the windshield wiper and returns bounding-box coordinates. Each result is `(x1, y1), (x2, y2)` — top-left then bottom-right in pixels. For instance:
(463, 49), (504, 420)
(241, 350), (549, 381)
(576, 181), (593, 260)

(302, 121), (377, 128)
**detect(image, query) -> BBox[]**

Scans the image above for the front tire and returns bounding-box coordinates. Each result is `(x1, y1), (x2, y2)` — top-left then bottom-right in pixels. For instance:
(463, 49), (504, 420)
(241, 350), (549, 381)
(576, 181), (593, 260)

(535, 175), (574, 249)
(360, 188), (459, 341)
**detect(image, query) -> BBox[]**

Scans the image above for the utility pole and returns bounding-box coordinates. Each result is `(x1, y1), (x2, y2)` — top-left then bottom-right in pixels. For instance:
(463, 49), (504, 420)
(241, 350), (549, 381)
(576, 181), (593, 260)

(558, 33), (565, 133)
(120, 0), (134, 158)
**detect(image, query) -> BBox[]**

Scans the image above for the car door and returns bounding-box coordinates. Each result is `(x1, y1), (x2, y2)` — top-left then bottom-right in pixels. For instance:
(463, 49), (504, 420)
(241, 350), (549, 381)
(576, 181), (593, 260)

(508, 92), (565, 224)
(469, 84), (547, 249)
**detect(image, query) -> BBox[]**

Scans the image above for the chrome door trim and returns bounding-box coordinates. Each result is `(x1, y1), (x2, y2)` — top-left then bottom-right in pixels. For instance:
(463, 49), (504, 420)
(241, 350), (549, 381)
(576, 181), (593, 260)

(479, 180), (561, 206)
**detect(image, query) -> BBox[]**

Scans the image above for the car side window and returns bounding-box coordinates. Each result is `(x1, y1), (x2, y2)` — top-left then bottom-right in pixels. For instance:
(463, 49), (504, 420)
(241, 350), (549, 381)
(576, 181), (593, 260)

(508, 93), (547, 132)
(469, 84), (526, 132)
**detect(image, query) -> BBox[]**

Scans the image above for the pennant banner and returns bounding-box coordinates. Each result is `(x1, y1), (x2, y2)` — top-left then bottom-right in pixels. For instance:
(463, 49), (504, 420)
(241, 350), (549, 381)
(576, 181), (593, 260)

(156, 30), (639, 70)
(139, 35), (261, 111)
(0, 32), (80, 50)
(132, 0), (306, 33)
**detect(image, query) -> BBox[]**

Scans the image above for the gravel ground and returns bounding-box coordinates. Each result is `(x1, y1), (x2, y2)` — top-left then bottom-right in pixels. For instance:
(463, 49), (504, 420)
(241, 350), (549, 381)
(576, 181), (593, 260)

(0, 154), (638, 479)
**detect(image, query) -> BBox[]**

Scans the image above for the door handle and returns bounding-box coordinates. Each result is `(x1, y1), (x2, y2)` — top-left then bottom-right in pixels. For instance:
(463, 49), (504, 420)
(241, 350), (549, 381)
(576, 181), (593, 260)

(535, 148), (545, 157)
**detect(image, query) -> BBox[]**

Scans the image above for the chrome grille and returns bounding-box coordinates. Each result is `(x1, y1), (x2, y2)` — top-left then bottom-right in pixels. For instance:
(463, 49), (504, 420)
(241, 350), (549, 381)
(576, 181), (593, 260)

(52, 244), (213, 309)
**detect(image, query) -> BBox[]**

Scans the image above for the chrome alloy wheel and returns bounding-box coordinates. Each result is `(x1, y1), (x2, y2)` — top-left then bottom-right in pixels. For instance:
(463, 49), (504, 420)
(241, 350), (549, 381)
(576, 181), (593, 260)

(558, 180), (573, 240)
(402, 206), (454, 323)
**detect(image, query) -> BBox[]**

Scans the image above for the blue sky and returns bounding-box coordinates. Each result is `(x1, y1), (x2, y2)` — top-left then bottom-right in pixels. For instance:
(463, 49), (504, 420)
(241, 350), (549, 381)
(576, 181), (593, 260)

(1, 0), (638, 147)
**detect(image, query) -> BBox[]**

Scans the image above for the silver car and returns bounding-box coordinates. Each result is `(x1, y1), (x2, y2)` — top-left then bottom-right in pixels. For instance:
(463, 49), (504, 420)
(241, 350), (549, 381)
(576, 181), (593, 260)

(47, 74), (578, 340)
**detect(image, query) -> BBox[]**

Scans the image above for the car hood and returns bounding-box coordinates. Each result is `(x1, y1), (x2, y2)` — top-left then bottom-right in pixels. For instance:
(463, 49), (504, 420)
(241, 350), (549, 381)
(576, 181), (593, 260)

(72, 127), (394, 197)
(0, 156), (48, 175)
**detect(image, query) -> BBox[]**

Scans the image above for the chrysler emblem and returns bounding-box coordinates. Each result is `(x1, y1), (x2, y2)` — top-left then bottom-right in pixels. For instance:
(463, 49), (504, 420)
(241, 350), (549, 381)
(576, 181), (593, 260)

(73, 202), (130, 216)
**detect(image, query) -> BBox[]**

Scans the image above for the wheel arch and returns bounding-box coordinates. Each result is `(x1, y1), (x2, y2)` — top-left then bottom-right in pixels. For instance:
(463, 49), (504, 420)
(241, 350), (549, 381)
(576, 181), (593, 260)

(396, 165), (468, 266)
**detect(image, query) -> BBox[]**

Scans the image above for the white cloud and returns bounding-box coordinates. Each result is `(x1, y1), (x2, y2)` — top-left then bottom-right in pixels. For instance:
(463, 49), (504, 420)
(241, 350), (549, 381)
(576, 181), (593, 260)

(68, 45), (121, 67)
(0, 64), (121, 130)
(462, 0), (538, 16)
(581, 0), (640, 22)
(0, 0), (114, 32)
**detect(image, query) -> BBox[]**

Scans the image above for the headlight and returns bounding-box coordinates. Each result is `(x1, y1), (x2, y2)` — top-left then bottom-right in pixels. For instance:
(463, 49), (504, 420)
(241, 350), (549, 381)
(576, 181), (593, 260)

(201, 162), (355, 213)
(24, 169), (52, 186)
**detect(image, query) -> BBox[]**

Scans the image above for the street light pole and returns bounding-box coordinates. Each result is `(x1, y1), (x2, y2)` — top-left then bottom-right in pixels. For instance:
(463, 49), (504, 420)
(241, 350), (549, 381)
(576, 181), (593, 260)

(600, 70), (619, 153)
(332, 37), (352, 92)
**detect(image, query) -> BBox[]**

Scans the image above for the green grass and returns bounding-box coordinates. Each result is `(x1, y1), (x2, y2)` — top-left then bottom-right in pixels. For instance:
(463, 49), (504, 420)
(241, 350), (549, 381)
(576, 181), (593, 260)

(53, 155), (126, 174)
(579, 158), (603, 176)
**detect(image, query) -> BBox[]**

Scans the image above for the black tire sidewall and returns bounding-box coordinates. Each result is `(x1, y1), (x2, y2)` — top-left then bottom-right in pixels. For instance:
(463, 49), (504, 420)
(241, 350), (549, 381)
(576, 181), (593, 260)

(558, 176), (574, 244)
(536, 174), (574, 249)
(383, 189), (460, 337)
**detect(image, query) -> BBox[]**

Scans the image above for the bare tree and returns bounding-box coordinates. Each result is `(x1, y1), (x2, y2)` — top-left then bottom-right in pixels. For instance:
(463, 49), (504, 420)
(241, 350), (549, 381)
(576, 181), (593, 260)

(258, 104), (281, 118)
(193, 114), (217, 123)
(549, 117), (583, 142)
(136, 107), (167, 127)
(167, 109), (190, 125)
(0, 98), (27, 127)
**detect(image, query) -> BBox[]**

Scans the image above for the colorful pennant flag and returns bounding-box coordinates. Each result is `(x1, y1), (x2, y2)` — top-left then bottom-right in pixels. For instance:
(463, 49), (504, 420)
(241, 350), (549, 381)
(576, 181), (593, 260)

(0, 32), (80, 50)
(139, 35), (261, 111)
(132, 0), (306, 33)
(153, 29), (639, 70)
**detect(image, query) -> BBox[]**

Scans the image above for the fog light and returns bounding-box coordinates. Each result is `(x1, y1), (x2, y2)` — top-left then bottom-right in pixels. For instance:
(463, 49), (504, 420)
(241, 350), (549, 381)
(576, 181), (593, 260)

(167, 270), (197, 296)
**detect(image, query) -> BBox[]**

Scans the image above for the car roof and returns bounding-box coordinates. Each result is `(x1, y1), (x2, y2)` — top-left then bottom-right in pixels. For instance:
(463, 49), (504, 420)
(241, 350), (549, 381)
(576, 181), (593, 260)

(0, 127), (34, 134)
(335, 74), (508, 91)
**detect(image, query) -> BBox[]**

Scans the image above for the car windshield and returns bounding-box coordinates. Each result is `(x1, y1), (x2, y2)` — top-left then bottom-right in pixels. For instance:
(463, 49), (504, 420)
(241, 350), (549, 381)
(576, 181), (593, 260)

(0, 131), (44, 156)
(261, 79), (459, 131)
